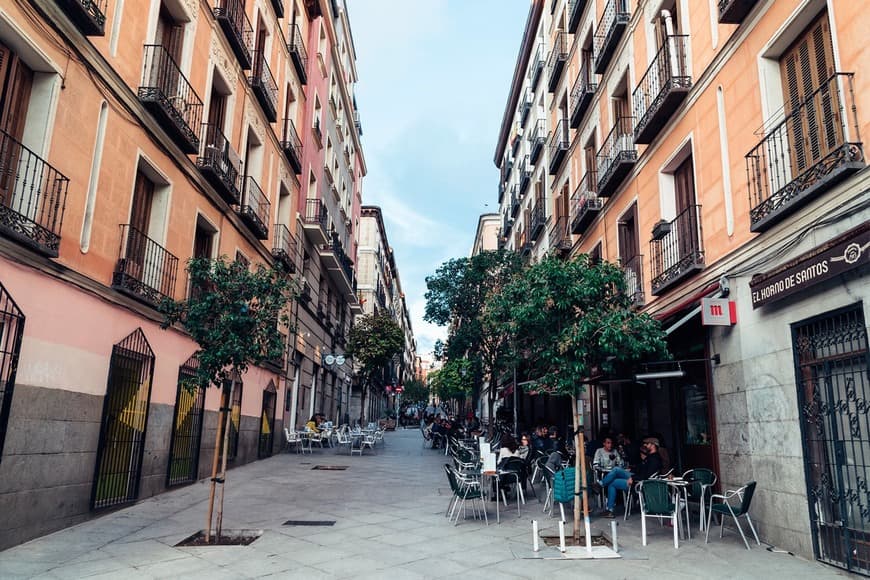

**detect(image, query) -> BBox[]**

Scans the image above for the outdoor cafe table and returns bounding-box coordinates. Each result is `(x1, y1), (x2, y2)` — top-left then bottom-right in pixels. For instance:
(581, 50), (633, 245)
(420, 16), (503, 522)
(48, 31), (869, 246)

(662, 477), (692, 540)
(481, 470), (523, 524)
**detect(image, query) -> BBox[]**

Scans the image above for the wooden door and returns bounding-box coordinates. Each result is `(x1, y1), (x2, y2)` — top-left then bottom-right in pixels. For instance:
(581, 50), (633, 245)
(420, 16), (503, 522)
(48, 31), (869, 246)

(0, 43), (33, 208)
(127, 172), (154, 280)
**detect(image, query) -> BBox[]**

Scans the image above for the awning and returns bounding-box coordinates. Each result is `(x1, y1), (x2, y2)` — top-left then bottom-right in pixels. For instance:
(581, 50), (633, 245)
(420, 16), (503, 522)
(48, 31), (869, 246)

(655, 281), (725, 335)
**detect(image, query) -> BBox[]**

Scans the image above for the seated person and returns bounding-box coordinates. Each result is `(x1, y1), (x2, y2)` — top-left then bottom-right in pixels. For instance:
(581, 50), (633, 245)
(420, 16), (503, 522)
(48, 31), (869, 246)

(430, 418), (448, 448)
(548, 426), (566, 456)
(517, 433), (532, 460)
(497, 434), (520, 464)
(599, 439), (664, 518)
(593, 436), (625, 471)
(531, 425), (550, 453)
(644, 435), (671, 473)
(304, 415), (322, 433)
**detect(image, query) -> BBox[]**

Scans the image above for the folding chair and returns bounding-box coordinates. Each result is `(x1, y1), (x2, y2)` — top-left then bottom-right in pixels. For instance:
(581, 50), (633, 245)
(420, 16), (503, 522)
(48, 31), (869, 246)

(705, 481), (761, 550)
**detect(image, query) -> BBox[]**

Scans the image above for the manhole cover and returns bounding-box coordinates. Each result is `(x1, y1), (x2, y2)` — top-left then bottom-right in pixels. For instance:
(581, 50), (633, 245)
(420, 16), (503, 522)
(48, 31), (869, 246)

(283, 520), (336, 526)
(311, 465), (348, 470)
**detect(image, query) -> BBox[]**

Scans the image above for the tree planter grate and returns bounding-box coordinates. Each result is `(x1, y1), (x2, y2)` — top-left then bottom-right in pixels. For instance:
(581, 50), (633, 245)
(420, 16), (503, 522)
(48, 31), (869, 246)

(283, 520), (336, 526)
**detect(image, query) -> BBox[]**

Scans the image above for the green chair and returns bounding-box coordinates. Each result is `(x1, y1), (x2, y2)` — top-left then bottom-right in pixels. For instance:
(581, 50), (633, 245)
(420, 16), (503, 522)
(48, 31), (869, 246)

(638, 479), (679, 548)
(705, 481), (760, 550)
(444, 464), (488, 526)
(683, 468), (717, 532)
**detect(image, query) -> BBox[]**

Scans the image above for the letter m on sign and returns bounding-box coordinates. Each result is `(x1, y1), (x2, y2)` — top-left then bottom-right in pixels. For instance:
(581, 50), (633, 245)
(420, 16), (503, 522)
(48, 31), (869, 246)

(701, 298), (737, 326)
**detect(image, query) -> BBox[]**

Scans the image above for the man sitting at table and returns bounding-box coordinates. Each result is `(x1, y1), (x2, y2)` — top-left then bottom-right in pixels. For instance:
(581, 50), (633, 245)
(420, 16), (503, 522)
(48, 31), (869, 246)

(593, 436), (625, 471)
(598, 438), (663, 518)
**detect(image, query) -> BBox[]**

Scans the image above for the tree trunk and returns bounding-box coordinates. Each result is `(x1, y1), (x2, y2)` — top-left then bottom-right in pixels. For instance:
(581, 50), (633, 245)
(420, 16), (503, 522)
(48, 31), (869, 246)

(216, 377), (235, 539)
(571, 393), (590, 545)
(204, 381), (229, 543)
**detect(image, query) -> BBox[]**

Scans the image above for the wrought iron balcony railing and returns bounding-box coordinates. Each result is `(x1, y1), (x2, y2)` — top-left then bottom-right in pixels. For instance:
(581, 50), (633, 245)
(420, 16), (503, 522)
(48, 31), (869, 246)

(570, 170), (603, 235)
(746, 73), (863, 232)
(530, 119), (546, 164)
(138, 45), (203, 154)
(633, 35), (691, 144)
(570, 59), (597, 128)
(510, 185), (521, 217)
(57, 0), (107, 35)
(594, 0), (630, 74)
(596, 116), (636, 197)
(549, 215), (572, 254)
(529, 203), (546, 241)
(112, 224), (179, 306)
(620, 253), (644, 306)
(0, 129), (70, 257)
(322, 235), (355, 289)
(271, 223), (297, 273)
(718, 0), (757, 24)
(240, 176), (270, 240)
(529, 43), (545, 89)
(281, 119), (302, 174)
(519, 155), (532, 195)
(547, 32), (568, 93)
(288, 24), (308, 85)
(303, 197), (329, 232)
(197, 123), (242, 205)
(249, 50), (278, 122)
(269, 0), (283, 18)
(213, 0), (253, 70)
(568, 0), (588, 33)
(548, 118), (570, 175)
(520, 87), (533, 127)
(650, 204), (704, 295)
(323, 164), (334, 187)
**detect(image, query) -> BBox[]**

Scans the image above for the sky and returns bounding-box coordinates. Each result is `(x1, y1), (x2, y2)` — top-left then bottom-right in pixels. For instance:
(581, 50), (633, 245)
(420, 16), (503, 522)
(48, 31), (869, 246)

(347, 0), (530, 357)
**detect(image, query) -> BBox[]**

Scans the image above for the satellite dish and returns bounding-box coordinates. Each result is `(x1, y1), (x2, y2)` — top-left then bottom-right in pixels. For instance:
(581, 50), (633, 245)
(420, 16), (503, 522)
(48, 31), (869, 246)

(324, 354), (336, 366)
(335, 355), (346, 365)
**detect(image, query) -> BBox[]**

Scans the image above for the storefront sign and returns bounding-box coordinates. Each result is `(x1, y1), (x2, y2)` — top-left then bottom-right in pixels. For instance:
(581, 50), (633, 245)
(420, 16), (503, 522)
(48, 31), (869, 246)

(749, 223), (870, 308)
(701, 298), (736, 325)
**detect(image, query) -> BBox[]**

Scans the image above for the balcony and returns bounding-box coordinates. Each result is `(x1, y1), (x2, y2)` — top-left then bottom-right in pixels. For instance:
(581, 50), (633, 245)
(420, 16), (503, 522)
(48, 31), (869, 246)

(650, 204), (704, 295)
(718, 0), (757, 24)
(502, 213), (513, 237)
(249, 50), (278, 122)
(593, 0), (630, 74)
(570, 61), (597, 128)
(520, 88), (533, 127)
(510, 185), (521, 217)
(620, 253), (644, 306)
(281, 119), (302, 174)
(568, 0), (588, 33)
(111, 224), (179, 306)
(138, 45), (203, 154)
(56, 0), (107, 35)
(269, 0), (283, 18)
(302, 198), (329, 245)
(547, 33), (568, 93)
(213, 0), (253, 70)
(519, 156), (532, 195)
(549, 216), (572, 255)
(319, 235), (356, 297)
(271, 223), (297, 273)
(596, 116), (636, 197)
(287, 25), (308, 85)
(197, 124), (242, 205)
(548, 119), (570, 175)
(0, 130), (70, 257)
(312, 117), (322, 146)
(633, 36), (691, 144)
(746, 73), (864, 232)
(239, 176), (270, 240)
(570, 170), (603, 234)
(530, 119), (546, 164)
(529, 204), (546, 241)
(529, 44), (545, 90)
(323, 165), (334, 187)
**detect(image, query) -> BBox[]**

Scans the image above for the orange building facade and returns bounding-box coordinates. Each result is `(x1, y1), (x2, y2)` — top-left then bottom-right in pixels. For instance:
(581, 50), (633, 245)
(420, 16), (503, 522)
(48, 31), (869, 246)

(0, 0), (365, 549)
(495, 0), (869, 570)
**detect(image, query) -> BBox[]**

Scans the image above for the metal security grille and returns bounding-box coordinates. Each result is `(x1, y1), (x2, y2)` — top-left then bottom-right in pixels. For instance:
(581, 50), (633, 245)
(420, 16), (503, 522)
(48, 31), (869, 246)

(793, 304), (870, 576)
(92, 329), (155, 509)
(227, 380), (242, 461)
(258, 381), (277, 458)
(167, 353), (206, 486)
(0, 282), (24, 463)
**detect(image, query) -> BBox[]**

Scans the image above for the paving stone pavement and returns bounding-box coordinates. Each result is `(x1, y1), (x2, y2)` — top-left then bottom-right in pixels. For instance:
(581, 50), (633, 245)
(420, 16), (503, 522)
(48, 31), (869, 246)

(0, 429), (856, 579)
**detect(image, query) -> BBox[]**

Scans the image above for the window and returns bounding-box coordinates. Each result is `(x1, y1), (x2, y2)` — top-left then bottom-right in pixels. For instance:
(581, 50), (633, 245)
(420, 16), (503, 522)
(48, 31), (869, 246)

(234, 249), (249, 268)
(0, 282), (24, 464)
(0, 41), (33, 142)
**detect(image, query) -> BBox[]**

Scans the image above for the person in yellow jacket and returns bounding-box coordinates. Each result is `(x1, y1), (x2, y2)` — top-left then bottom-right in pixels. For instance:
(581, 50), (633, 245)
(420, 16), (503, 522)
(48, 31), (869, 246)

(305, 415), (322, 433)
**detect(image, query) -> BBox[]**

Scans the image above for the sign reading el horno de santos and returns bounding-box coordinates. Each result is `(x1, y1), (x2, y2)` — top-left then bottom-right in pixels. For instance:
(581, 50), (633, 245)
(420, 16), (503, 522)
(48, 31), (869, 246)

(749, 222), (869, 309)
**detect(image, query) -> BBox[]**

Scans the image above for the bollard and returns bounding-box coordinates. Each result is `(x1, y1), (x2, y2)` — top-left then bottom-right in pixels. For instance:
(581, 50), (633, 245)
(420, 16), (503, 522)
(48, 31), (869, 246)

(611, 520), (618, 553)
(558, 520), (566, 553)
(585, 516), (593, 554)
(532, 520), (539, 552)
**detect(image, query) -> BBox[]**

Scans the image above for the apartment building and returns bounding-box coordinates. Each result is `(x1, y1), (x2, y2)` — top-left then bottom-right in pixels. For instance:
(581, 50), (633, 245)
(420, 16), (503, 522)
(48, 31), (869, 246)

(494, 0), (868, 570)
(471, 213), (500, 255)
(0, 0), (364, 550)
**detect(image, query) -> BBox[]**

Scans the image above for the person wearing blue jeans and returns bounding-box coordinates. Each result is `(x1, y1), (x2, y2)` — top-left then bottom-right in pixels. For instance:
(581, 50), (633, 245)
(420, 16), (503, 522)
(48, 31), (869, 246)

(599, 439), (663, 518)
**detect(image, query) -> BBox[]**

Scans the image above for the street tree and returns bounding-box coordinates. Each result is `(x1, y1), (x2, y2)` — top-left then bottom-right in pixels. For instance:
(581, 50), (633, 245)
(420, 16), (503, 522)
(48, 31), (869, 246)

(427, 358), (473, 408)
(487, 253), (668, 542)
(401, 378), (430, 405)
(347, 312), (404, 424)
(160, 256), (297, 542)
(424, 250), (523, 423)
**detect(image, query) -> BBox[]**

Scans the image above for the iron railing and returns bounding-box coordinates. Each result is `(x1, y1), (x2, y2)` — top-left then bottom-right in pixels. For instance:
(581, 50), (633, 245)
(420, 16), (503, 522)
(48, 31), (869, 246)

(304, 198), (329, 231)
(167, 354), (205, 486)
(0, 282), (24, 465)
(570, 57), (597, 128)
(258, 383), (277, 458)
(593, 0), (630, 74)
(249, 49), (278, 122)
(650, 204), (704, 294)
(213, 0), (253, 69)
(60, 0), (107, 35)
(718, 0), (757, 24)
(530, 203), (546, 241)
(632, 35), (691, 143)
(529, 43), (545, 89)
(530, 119), (546, 163)
(281, 118), (302, 173)
(570, 170), (603, 234)
(197, 123), (242, 204)
(596, 116), (636, 196)
(269, 0), (283, 18)
(112, 224), (179, 305)
(240, 176), (270, 239)
(323, 235), (355, 287)
(519, 155), (532, 195)
(287, 24), (308, 84)
(510, 185), (520, 217)
(0, 129), (70, 257)
(620, 253), (644, 306)
(548, 215), (572, 253)
(746, 73), (863, 232)
(272, 223), (297, 272)
(548, 118), (570, 174)
(138, 45), (203, 153)
(520, 87), (533, 126)
(568, 0), (587, 33)
(547, 32), (568, 93)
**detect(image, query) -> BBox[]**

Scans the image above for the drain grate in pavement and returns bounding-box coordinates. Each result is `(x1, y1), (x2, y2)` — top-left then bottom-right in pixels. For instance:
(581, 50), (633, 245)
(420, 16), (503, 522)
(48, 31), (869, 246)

(283, 520), (336, 526)
(311, 465), (348, 470)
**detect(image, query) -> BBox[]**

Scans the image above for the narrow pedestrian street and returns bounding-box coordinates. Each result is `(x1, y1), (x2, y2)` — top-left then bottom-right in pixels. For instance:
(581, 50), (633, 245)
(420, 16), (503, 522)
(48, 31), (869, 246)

(0, 430), (851, 579)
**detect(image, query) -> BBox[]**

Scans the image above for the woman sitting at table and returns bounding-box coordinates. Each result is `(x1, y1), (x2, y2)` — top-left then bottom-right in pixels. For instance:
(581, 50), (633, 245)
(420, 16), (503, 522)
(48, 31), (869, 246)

(497, 434), (520, 464)
(305, 415), (322, 433)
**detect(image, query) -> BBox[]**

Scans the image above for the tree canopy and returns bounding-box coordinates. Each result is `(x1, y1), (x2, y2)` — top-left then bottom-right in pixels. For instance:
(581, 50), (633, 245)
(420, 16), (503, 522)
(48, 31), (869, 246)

(428, 358), (473, 402)
(400, 378), (430, 405)
(347, 312), (404, 378)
